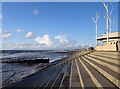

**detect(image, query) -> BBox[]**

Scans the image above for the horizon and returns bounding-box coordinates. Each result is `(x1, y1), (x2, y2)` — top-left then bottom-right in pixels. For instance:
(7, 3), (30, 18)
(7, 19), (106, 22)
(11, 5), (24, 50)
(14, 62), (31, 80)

(0, 2), (118, 50)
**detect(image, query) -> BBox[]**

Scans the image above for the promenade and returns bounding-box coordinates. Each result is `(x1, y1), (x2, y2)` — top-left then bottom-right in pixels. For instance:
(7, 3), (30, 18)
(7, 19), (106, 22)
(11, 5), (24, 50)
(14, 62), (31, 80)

(3, 50), (120, 89)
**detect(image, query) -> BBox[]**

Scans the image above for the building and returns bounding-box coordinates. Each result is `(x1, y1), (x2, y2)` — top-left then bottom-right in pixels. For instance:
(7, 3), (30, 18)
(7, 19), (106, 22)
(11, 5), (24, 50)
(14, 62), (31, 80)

(95, 32), (120, 51)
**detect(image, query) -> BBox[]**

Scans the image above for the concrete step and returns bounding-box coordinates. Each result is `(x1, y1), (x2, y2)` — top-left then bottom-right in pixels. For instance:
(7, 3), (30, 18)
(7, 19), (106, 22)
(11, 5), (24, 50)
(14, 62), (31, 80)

(94, 51), (120, 56)
(78, 57), (117, 88)
(81, 56), (120, 88)
(69, 59), (81, 87)
(91, 53), (119, 61)
(73, 54), (96, 87)
(76, 58), (99, 87)
(77, 51), (92, 56)
(87, 54), (119, 65)
(84, 55), (120, 74)
(92, 53), (120, 60)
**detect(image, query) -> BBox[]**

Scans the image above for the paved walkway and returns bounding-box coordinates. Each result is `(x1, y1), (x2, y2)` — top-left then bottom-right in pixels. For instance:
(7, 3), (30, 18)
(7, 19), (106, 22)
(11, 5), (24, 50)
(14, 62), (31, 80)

(3, 51), (120, 89)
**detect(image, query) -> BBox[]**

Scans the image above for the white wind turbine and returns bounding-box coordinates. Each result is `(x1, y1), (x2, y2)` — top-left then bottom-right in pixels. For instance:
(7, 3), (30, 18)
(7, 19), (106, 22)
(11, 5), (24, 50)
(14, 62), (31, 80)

(108, 4), (115, 33)
(92, 12), (99, 46)
(103, 3), (109, 42)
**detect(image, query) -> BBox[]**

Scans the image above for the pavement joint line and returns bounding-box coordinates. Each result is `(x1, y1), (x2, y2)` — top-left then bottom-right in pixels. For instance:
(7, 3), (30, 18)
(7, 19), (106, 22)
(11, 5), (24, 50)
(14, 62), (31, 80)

(50, 63), (68, 89)
(59, 62), (70, 88)
(43, 65), (63, 89)
(49, 61), (68, 69)
(69, 59), (73, 89)
(78, 56), (103, 88)
(38, 64), (63, 89)
(81, 56), (120, 88)
(34, 66), (59, 89)
(84, 55), (119, 74)
(34, 65), (57, 89)
(75, 56), (84, 88)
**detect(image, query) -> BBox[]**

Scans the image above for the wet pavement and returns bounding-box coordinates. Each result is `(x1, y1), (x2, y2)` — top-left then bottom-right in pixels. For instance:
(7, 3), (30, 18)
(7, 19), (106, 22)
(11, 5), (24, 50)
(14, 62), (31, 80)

(2, 51), (120, 89)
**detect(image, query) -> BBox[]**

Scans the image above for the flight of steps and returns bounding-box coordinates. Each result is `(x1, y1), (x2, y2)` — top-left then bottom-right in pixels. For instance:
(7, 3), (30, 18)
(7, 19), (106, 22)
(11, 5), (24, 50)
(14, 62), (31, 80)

(72, 51), (120, 88)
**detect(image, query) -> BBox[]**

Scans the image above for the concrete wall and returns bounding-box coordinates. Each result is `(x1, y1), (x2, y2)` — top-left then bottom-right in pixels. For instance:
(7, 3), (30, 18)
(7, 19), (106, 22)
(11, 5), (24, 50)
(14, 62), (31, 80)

(118, 41), (120, 51)
(95, 41), (120, 51)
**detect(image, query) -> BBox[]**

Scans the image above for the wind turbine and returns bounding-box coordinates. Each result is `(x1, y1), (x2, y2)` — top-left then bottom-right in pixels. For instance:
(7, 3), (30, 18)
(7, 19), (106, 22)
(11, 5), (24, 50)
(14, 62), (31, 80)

(108, 4), (113, 33)
(92, 12), (99, 46)
(103, 2), (109, 42)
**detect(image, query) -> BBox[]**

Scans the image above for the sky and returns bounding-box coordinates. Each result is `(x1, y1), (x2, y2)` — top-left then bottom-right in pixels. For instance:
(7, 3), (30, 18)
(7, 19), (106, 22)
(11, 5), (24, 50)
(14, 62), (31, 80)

(0, 2), (118, 50)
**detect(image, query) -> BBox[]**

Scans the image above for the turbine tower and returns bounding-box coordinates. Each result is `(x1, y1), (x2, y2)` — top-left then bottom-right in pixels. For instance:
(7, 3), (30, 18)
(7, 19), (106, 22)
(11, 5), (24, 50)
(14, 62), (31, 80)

(108, 4), (113, 33)
(103, 3), (109, 42)
(92, 12), (99, 46)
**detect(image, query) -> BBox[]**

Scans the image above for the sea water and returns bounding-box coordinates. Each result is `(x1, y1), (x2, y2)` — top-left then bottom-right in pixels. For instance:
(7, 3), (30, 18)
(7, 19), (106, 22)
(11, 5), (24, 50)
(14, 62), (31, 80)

(1, 50), (68, 87)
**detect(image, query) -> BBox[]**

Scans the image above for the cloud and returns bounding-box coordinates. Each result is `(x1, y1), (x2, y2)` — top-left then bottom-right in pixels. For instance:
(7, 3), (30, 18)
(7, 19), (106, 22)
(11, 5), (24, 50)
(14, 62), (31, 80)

(1, 33), (82, 50)
(13, 42), (51, 50)
(2, 42), (53, 50)
(15, 42), (33, 49)
(25, 32), (34, 38)
(0, 14), (2, 19)
(35, 34), (53, 46)
(1, 32), (12, 39)
(16, 29), (24, 32)
(54, 35), (83, 50)
(0, 28), (2, 32)
(55, 35), (70, 44)
(2, 42), (33, 50)
(33, 9), (39, 15)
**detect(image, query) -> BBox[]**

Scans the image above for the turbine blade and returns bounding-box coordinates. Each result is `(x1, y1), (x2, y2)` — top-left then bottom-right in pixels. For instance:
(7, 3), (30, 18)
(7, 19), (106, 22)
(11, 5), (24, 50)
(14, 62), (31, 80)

(92, 17), (96, 23)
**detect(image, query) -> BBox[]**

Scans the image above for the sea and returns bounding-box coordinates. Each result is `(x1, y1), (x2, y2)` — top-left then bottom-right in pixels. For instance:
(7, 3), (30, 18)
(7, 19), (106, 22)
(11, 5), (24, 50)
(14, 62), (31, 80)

(0, 50), (68, 87)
